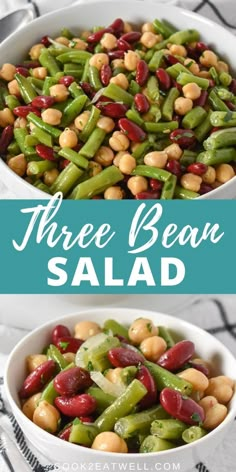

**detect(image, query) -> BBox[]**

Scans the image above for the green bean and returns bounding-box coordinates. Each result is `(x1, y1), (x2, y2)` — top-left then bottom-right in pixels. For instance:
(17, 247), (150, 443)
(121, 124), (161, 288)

(64, 63), (83, 78)
(148, 51), (164, 72)
(47, 344), (69, 370)
(158, 326), (175, 349)
(132, 165), (172, 182)
(154, 39), (170, 51)
(31, 126), (53, 147)
(50, 162), (84, 196)
(153, 19), (177, 38)
(27, 160), (56, 175)
(42, 77), (58, 96)
(68, 81), (85, 98)
(174, 185), (200, 199)
(208, 90), (229, 112)
(166, 63), (191, 79)
(120, 366), (137, 385)
(69, 422), (98, 446)
(103, 319), (129, 339)
(115, 405), (168, 439)
(81, 58), (90, 82)
(47, 46), (70, 57)
(74, 165), (123, 199)
(57, 50), (92, 64)
(79, 128), (106, 159)
(147, 76), (160, 102)
(5, 95), (20, 110)
(182, 106), (207, 129)
(27, 113), (61, 139)
(7, 141), (20, 155)
(126, 109), (144, 127)
(179, 150), (197, 168)
(168, 29), (200, 45)
(219, 72), (232, 87)
(13, 128), (35, 156)
(144, 121), (178, 133)
(0, 81), (8, 109)
(194, 111), (213, 142)
(24, 135), (39, 147)
(132, 141), (151, 162)
(144, 361), (193, 395)
(196, 148), (236, 165)
(34, 180), (52, 194)
(28, 77), (44, 91)
(215, 87), (234, 101)
(103, 83), (133, 105)
(84, 335), (120, 372)
(161, 174), (177, 200)
(209, 67), (219, 85)
(162, 87), (180, 121)
(151, 419), (187, 440)
(58, 148), (89, 169)
(204, 127), (236, 150)
(60, 27), (74, 39)
(95, 379), (147, 432)
(88, 65), (102, 91)
(128, 80), (141, 96)
(140, 436), (175, 453)
(177, 72), (209, 90)
(210, 110), (236, 127)
(86, 387), (115, 414)
(182, 426), (207, 444)
(60, 95), (87, 127)
(15, 73), (37, 103)
(79, 106), (101, 143)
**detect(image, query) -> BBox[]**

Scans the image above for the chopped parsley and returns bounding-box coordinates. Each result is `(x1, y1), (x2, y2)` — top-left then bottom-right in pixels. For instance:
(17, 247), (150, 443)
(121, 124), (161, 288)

(59, 341), (70, 351)
(191, 412), (202, 424)
(87, 361), (94, 371)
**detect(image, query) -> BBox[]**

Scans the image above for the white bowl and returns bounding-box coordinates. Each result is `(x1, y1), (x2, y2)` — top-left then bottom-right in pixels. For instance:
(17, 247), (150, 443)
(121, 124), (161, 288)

(0, 0), (236, 199)
(5, 307), (236, 472)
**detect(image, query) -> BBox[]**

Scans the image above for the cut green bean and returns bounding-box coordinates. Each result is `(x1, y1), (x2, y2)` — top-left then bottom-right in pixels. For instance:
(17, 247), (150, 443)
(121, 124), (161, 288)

(86, 387), (115, 414)
(128, 80), (141, 96)
(168, 29), (200, 45)
(197, 147), (236, 165)
(15, 73), (37, 103)
(132, 165), (172, 182)
(208, 90), (229, 112)
(59, 148), (89, 169)
(204, 127), (236, 150)
(126, 108), (144, 127)
(27, 160), (56, 175)
(132, 141), (151, 161)
(219, 72), (232, 87)
(13, 128), (35, 156)
(166, 63), (191, 79)
(151, 419), (187, 440)
(68, 81), (85, 98)
(34, 180), (52, 194)
(148, 51), (164, 72)
(161, 174), (177, 200)
(5, 95), (20, 110)
(7, 141), (20, 155)
(57, 50), (92, 64)
(24, 135), (39, 147)
(215, 87), (233, 101)
(144, 121), (178, 133)
(179, 150), (197, 168)
(114, 405), (168, 439)
(103, 83), (133, 106)
(69, 422), (98, 446)
(79, 106), (101, 143)
(140, 436), (175, 453)
(194, 111), (213, 142)
(182, 106), (207, 129)
(158, 326), (175, 349)
(42, 76), (58, 96)
(182, 426), (207, 444)
(60, 95), (87, 127)
(162, 87), (180, 121)
(144, 361), (193, 395)
(79, 128), (106, 159)
(147, 76), (160, 102)
(121, 366), (138, 385)
(31, 126), (53, 147)
(177, 72), (209, 89)
(64, 63), (83, 78)
(27, 113), (61, 139)
(85, 335), (120, 372)
(88, 65), (102, 91)
(210, 110), (236, 127)
(47, 344), (68, 370)
(74, 165), (123, 199)
(81, 58), (90, 82)
(153, 19), (177, 38)
(103, 319), (129, 339)
(174, 185), (200, 199)
(50, 162), (84, 196)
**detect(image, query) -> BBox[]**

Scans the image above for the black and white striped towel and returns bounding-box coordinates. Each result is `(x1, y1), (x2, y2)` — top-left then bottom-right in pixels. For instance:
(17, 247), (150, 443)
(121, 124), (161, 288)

(0, 296), (236, 472)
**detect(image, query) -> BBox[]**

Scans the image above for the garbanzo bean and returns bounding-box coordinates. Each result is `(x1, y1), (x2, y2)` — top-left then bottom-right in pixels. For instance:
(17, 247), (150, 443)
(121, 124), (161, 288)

(124, 50), (140, 71)
(127, 175), (148, 196)
(202, 166), (216, 184)
(169, 44), (187, 57)
(49, 84), (69, 102)
(128, 318), (158, 345)
(33, 400), (60, 433)
(215, 61), (229, 74)
(184, 58), (200, 75)
(109, 131), (130, 152)
(200, 50), (218, 68)
(70, 38), (88, 50)
(26, 354), (48, 373)
(164, 143), (183, 160)
(94, 146), (114, 167)
(101, 33), (117, 50)
(144, 151), (168, 169)
(110, 73), (129, 90)
(205, 376), (234, 404)
(22, 393), (41, 420)
(29, 44), (45, 60)
(215, 164), (235, 183)
(89, 53), (109, 70)
(174, 97), (193, 115)
(92, 432), (128, 453)
(32, 67), (47, 80)
(118, 153), (136, 174)
(180, 173), (202, 192)
(63, 352), (76, 363)
(41, 108), (62, 126)
(182, 82), (201, 100)
(113, 151), (127, 167)
(55, 36), (70, 46)
(8, 154), (27, 177)
(8, 79), (21, 97)
(74, 321), (102, 340)
(14, 117), (27, 129)
(44, 168), (60, 186)
(105, 367), (123, 384)
(74, 111), (90, 130)
(141, 22), (155, 33)
(97, 116), (115, 133)
(88, 161), (102, 177)
(140, 32), (160, 49)
(140, 336), (167, 362)
(59, 129), (78, 148)
(178, 368), (209, 392)
(0, 108), (15, 127)
(203, 403), (228, 430)
(104, 186), (124, 199)
(0, 63), (16, 81)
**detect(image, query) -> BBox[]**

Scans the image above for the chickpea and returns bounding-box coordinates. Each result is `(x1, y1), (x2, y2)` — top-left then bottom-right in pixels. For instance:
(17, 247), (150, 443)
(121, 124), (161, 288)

(92, 432), (128, 453)
(55, 36), (70, 46)
(124, 50), (140, 71)
(74, 321), (102, 340)
(141, 22), (155, 33)
(32, 67), (47, 80)
(118, 153), (136, 175)
(128, 318), (158, 345)
(88, 161), (102, 177)
(215, 163), (235, 183)
(216, 61), (229, 74)
(8, 79), (21, 97)
(199, 395), (218, 412)
(164, 143), (183, 161)
(113, 151), (126, 167)
(205, 376), (234, 404)
(123, 22), (133, 33)
(94, 146), (114, 167)
(8, 154), (27, 177)
(33, 400), (60, 434)
(70, 38), (88, 50)
(89, 53), (109, 70)
(26, 354), (48, 373)
(182, 82), (201, 100)
(63, 352), (76, 363)
(44, 168), (60, 186)
(144, 151), (168, 169)
(97, 116), (115, 133)
(49, 84), (69, 102)
(0, 108), (15, 127)
(140, 32), (160, 49)
(184, 58), (200, 75)
(110, 73), (129, 90)
(0, 63), (16, 81)
(14, 117), (27, 129)
(203, 403), (228, 430)
(29, 43), (45, 60)
(111, 59), (125, 70)
(109, 131), (130, 152)
(104, 186), (124, 200)
(197, 70), (211, 79)
(41, 108), (62, 126)
(22, 393), (41, 420)
(105, 367), (123, 384)
(169, 44), (187, 57)
(59, 129), (78, 148)
(127, 175), (148, 196)
(178, 368), (209, 392)
(202, 166), (216, 184)
(180, 173), (202, 192)
(140, 336), (167, 362)
(101, 33), (117, 50)
(81, 30), (91, 40)
(74, 110), (90, 130)
(200, 50), (218, 68)
(174, 97), (193, 115)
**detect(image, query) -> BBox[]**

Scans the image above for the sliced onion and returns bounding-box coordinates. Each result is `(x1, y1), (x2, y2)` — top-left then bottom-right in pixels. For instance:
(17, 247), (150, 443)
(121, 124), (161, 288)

(75, 332), (108, 368)
(91, 88), (106, 104)
(90, 371), (126, 398)
(47, 37), (69, 49)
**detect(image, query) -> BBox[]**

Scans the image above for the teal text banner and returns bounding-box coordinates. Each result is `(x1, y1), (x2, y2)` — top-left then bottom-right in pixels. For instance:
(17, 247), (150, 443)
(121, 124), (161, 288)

(0, 196), (235, 293)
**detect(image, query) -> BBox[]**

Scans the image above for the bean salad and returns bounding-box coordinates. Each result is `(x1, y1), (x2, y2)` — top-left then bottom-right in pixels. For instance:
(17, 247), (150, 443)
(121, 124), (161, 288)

(1, 18), (236, 199)
(19, 317), (235, 453)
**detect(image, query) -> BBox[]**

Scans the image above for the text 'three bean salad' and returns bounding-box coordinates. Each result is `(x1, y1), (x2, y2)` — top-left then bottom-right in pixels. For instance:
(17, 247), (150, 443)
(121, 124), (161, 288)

(19, 318), (235, 453)
(1, 18), (236, 199)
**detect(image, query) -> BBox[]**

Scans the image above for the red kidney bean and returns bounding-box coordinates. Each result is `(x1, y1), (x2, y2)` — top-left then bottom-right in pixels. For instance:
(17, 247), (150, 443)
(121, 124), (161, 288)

(59, 159), (70, 170)
(149, 178), (163, 191)
(187, 163), (208, 175)
(100, 64), (112, 86)
(108, 50), (125, 60)
(199, 183), (213, 195)
(108, 347), (144, 367)
(96, 101), (129, 118)
(210, 127), (220, 134)
(31, 95), (55, 109)
(0, 125), (14, 155)
(15, 61), (40, 69)
(136, 60), (149, 87)
(58, 425), (72, 441)
(158, 340), (195, 371)
(136, 365), (157, 409)
(41, 35), (51, 47)
(92, 195), (103, 199)
(118, 118), (147, 142)
(156, 68), (172, 91)
(172, 80), (182, 93)
(189, 361), (210, 377)
(59, 75), (75, 87)
(166, 160), (182, 178)
(55, 394), (97, 417)
(160, 388), (205, 425)
(209, 79), (215, 88)
(165, 54), (180, 65)
(36, 144), (57, 161)
(135, 190), (160, 200)
(15, 67), (30, 77)
(121, 32), (142, 43)
(53, 367), (92, 396)
(13, 106), (41, 118)
(170, 129), (196, 149)
(109, 18), (124, 35)
(186, 46), (199, 61)
(229, 78), (236, 94)
(79, 81), (95, 98)
(225, 100), (236, 111)
(87, 27), (113, 44)
(19, 360), (56, 398)
(117, 38), (132, 51)
(56, 336), (83, 354)
(51, 324), (71, 345)
(196, 42), (208, 53)
(194, 90), (208, 107)
(80, 416), (94, 423)
(134, 93), (150, 113)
